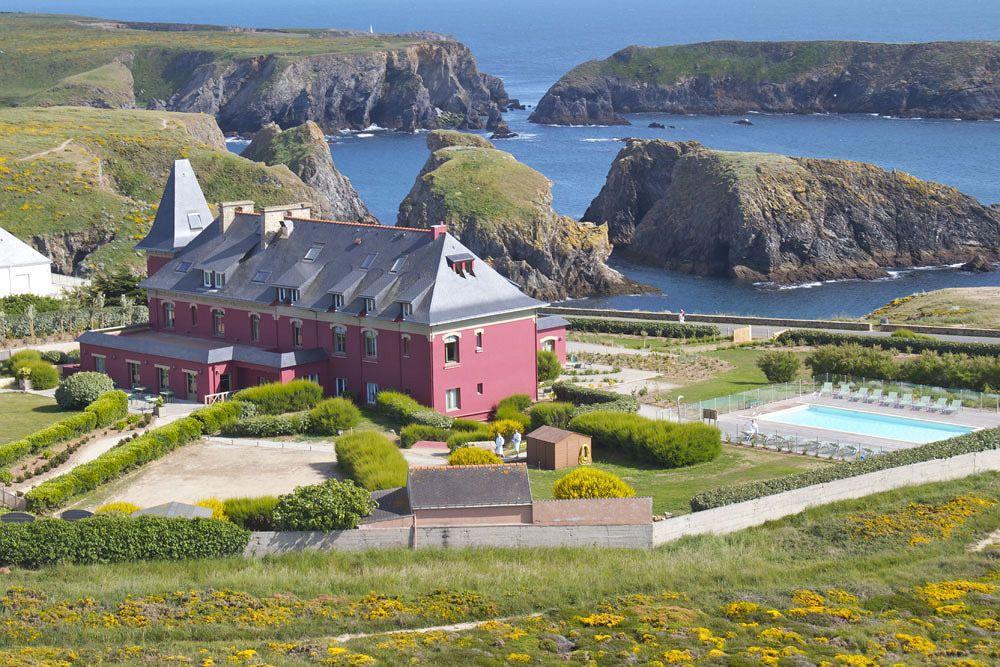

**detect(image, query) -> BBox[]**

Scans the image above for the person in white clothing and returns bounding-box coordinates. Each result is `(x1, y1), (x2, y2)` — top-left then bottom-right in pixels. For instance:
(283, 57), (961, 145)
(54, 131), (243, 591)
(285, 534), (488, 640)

(494, 433), (505, 457)
(511, 430), (522, 455)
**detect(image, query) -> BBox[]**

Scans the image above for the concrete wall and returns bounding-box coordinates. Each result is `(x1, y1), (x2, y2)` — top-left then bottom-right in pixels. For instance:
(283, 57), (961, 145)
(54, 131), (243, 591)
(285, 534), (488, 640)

(532, 498), (652, 526)
(543, 307), (874, 332)
(651, 448), (1000, 545)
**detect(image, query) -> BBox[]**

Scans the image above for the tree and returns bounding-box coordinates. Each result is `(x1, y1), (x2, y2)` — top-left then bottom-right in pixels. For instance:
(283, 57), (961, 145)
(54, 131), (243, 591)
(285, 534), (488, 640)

(272, 479), (376, 530)
(756, 350), (801, 383)
(537, 349), (562, 382)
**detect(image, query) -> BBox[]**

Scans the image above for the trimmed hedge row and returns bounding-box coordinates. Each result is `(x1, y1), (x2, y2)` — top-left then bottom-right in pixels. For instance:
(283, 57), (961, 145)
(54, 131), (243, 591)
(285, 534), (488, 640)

(447, 428), (492, 451)
(335, 431), (408, 490)
(24, 401), (243, 511)
(400, 424), (451, 448)
(777, 328), (1000, 357)
(232, 380), (322, 415)
(0, 516), (249, 568)
(689, 427), (1000, 511)
(552, 382), (639, 415)
(528, 401), (576, 430)
(0, 390), (128, 469)
(376, 390), (453, 429)
(567, 317), (719, 339)
(568, 411), (721, 468)
(223, 496), (279, 531)
(221, 413), (309, 438)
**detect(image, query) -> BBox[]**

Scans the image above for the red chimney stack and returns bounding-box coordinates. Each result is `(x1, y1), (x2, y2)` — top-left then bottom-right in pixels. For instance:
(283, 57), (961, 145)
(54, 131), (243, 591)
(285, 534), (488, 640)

(431, 223), (447, 239)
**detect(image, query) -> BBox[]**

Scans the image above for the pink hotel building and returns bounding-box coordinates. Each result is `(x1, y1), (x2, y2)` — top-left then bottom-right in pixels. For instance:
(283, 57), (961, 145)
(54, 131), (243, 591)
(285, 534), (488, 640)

(79, 160), (567, 419)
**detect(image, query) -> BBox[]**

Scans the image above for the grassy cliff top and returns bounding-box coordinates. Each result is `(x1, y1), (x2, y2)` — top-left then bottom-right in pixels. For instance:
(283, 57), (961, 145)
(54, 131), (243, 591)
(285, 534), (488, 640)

(241, 121), (328, 170)
(869, 288), (1000, 328)
(0, 13), (428, 107)
(0, 106), (317, 274)
(560, 39), (1000, 87)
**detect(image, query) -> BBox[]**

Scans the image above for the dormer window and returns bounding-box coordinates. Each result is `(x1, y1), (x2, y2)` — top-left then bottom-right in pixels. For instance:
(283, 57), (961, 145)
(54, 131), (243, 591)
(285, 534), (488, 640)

(277, 287), (300, 304)
(213, 271), (225, 288)
(363, 297), (375, 312)
(360, 252), (378, 269)
(400, 301), (412, 318)
(390, 255), (407, 273)
(331, 293), (344, 309)
(202, 270), (225, 288)
(303, 244), (324, 262)
(202, 270), (212, 288)
(446, 253), (476, 277)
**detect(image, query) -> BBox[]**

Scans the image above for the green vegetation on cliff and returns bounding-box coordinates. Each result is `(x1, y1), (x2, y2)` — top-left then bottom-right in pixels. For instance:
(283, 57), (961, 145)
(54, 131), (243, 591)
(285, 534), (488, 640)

(0, 106), (319, 275)
(870, 288), (1000, 329)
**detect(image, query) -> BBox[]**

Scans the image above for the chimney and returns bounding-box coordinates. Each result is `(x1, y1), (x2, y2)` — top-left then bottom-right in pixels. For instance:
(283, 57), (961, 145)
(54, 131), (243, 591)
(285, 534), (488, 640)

(431, 223), (447, 239)
(219, 200), (254, 234)
(279, 218), (294, 239)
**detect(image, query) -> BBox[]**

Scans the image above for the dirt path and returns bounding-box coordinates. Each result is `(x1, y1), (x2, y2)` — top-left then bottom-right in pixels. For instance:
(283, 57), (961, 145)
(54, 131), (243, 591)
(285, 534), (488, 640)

(330, 613), (543, 643)
(19, 138), (73, 161)
(970, 529), (1000, 552)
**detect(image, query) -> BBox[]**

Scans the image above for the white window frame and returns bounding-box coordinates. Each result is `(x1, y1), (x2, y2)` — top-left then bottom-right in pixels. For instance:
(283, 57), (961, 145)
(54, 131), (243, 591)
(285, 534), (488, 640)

(162, 302), (175, 329)
(332, 326), (347, 355)
(249, 313), (261, 342)
(155, 365), (170, 392)
(363, 329), (378, 359)
(213, 271), (225, 288)
(335, 377), (348, 397)
(202, 270), (212, 288)
(444, 334), (460, 365)
(212, 309), (225, 337)
(475, 329), (484, 351)
(332, 293), (344, 309)
(365, 382), (379, 405)
(291, 319), (304, 348)
(364, 297), (375, 312)
(445, 387), (461, 412)
(126, 360), (141, 387)
(400, 301), (412, 318)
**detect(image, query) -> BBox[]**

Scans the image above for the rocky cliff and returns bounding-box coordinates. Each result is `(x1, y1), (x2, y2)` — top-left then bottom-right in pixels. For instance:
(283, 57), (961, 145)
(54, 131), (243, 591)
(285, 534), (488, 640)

(530, 40), (1000, 124)
(2, 14), (510, 133)
(241, 122), (375, 222)
(398, 131), (632, 300)
(583, 139), (1000, 284)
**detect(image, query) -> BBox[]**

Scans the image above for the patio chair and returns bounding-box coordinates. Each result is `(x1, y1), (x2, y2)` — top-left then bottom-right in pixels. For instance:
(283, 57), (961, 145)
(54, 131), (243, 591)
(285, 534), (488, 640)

(897, 394), (913, 409)
(817, 381), (833, 397)
(866, 389), (883, 403)
(851, 387), (869, 402)
(834, 383), (852, 399)
(914, 395), (931, 410)
(944, 399), (963, 414)
(880, 391), (898, 406)
(929, 397), (948, 412)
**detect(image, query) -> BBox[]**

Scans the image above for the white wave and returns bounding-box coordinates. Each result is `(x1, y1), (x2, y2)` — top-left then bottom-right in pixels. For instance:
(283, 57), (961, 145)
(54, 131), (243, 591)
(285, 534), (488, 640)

(224, 136), (250, 144)
(363, 124), (387, 131)
(356, 133), (375, 138)
(510, 133), (538, 140)
(580, 137), (620, 143)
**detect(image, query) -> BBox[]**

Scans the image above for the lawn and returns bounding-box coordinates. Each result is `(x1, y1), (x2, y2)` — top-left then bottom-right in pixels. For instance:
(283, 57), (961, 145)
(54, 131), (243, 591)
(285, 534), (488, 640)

(661, 346), (811, 404)
(0, 392), (76, 445)
(1, 472), (996, 665)
(568, 332), (704, 351)
(528, 444), (833, 515)
(869, 287), (1000, 329)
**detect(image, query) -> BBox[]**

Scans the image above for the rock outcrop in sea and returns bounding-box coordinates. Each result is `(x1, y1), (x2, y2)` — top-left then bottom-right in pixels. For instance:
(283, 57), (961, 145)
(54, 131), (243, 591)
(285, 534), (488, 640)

(398, 131), (632, 300)
(530, 40), (1000, 124)
(241, 122), (375, 222)
(583, 139), (1000, 284)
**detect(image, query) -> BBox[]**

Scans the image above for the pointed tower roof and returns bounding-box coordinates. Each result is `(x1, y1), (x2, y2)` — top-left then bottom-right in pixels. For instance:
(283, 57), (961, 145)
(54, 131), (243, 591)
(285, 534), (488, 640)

(136, 159), (213, 254)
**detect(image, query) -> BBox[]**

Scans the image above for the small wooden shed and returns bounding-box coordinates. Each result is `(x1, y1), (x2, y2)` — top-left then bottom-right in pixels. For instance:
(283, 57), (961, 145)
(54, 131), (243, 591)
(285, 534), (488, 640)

(525, 426), (592, 470)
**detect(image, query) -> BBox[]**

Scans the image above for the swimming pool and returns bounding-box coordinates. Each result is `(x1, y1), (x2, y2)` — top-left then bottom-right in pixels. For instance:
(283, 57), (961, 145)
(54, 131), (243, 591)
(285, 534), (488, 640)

(759, 404), (973, 444)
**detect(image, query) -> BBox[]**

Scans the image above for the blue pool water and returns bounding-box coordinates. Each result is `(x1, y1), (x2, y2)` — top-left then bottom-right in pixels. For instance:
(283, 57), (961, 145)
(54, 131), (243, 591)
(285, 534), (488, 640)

(761, 405), (973, 444)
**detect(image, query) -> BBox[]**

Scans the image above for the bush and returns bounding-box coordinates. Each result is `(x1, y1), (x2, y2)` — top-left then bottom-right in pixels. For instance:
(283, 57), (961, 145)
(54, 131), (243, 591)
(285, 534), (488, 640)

(890, 328), (934, 340)
(272, 479), (376, 530)
(756, 350), (801, 383)
(553, 467), (635, 499)
(0, 516), (249, 567)
(220, 413), (308, 438)
(691, 427), (1000, 511)
(448, 447), (503, 466)
(777, 328), (1000, 358)
(223, 496), (279, 531)
(375, 390), (453, 428)
(14, 358), (59, 389)
(447, 428), (492, 452)
(189, 400), (246, 434)
(537, 350), (562, 382)
(400, 424), (451, 448)
(451, 418), (482, 432)
(196, 497), (228, 520)
(232, 380), (323, 415)
(308, 397), (361, 435)
(566, 317), (719, 339)
(496, 394), (533, 414)
(85, 390), (129, 427)
(95, 501), (139, 515)
(528, 401), (576, 430)
(568, 411), (721, 468)
(552, 382), (638, 415)
(494, 406), (531, 432)
(489, 419), (524, 439)
(335, 432), (408, 490)
(55, 372), (115, 409)
(2, 349), (41, 375)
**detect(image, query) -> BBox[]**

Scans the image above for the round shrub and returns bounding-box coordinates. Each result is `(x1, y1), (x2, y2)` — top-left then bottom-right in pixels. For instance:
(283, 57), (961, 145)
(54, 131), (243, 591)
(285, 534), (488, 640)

(308, 397), (361, 435)
(553, 468), (635, 499)
(448, 447), (503, 466)
(196, 497), (228, 521)
(335, 432), (408, 490)
(3, 349), (40, 375)
(14, 358), (59, 389)
(489, 419), (524, 439)
(528, 401), (575, 430)
(55, 371), (115, 409)
(755, 350), (801, 383)
(95, 501), (139, 515)
(272, 479), (376, 530)
(537, 349), (562, 382)
(232, 379), (323, 414)
(451, 418), (482, 432)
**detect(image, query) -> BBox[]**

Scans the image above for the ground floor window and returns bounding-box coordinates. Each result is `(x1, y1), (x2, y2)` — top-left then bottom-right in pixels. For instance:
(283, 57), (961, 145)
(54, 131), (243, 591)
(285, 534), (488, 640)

(257, 376), (268, 386)
(477, 382), (484, 395)
(445, 387), (461, 411)
(156, 366), (169, 392)
(336, 378), (348, 396)
(366, 382), (379, 405)
(93, 354), (106, 374)
(305, 372), (320, 384)
(184, 371), (198, 400)
(542, 338), (556, 353)
(218, 373), (231, 393)
(127, 361), (141, 388)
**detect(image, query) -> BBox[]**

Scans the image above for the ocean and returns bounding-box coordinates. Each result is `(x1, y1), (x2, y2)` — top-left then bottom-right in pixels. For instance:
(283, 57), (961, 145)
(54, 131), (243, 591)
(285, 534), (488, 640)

(10, 0), (1000, 317)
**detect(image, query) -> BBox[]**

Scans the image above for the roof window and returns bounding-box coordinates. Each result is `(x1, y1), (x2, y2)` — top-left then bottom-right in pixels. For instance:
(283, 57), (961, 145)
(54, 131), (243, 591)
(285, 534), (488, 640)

(303, 243), (324, 262)
(360, 252), (378, 269)
(175, 261), (192, 273)
(251, 270), (271, 283)
(389, 254), (408, 273)
(187, 212), (205, 230)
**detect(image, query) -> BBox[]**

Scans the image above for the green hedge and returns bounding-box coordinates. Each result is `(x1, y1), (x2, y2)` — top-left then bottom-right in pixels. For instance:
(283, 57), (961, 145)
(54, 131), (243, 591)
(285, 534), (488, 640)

(400, 424), (451, 448)
(232, 380), (323, 415)
(528, 401), (576, 430)
(223, 496), (279, 531)
(188, 400), (246, 434)
(0, 390), (128, 468)
(55, 372), (115, 410)
(552, 382), (639, 414)
(25, 401), (238, 512)
(335, 431), (408, 490)
(0, 516), (249, 568)
(221, 413), (309, 438)
(272, 479), (376, 530)
(569, 411), (721, 468)
(567, 317), (719, 338)
(308, 397), (361, 434)
(447, 428), (492, 451)
(690, 428), (1000, 511)
(777, 329), (1000, 357)
(375, 390), (453, 429)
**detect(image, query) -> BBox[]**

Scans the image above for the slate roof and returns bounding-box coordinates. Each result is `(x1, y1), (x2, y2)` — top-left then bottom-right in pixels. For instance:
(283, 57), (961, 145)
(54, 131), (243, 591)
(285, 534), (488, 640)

(363, 487), (413, 524)
(407, 464), (532, 510)
(526, 425), (577, 444)
(536, 315), (569, 331)
(135, 160), (213, 254)
(133, 502), (213, 519)
(0, 225), (49, 268)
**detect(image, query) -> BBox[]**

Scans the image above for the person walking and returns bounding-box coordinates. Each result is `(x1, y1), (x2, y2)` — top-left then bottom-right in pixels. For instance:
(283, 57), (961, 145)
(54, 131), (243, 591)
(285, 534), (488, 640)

(511, 430), (522, 456)
(494, 432), (505, 458)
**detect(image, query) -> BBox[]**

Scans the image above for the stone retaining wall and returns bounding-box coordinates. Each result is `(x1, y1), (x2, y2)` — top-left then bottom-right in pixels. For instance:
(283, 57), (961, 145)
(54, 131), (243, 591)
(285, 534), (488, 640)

(543, 307), (873, 332)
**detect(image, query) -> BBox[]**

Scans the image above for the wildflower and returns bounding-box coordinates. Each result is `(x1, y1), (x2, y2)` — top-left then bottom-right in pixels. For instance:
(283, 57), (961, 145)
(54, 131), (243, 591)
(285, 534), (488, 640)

(660, 649), (693, 664)
(577, 613), (624, 627)
(894, 633), (936, 656)
(723, 600), (759, 618)
(834, 654), (877, 666)
(506, 653), (532, 663)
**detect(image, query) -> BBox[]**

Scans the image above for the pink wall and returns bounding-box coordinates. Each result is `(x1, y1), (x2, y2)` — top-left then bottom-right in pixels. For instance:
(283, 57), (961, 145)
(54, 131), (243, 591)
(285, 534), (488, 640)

(532, 498), (652, 526)
(536, 324), (567, 364)
(413, 505), (533, 526)
(80, 342), (212, 399)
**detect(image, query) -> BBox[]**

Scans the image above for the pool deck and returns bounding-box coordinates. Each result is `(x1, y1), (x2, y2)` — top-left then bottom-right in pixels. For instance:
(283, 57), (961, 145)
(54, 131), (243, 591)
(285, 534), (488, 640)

(717, 395), (1000, 452)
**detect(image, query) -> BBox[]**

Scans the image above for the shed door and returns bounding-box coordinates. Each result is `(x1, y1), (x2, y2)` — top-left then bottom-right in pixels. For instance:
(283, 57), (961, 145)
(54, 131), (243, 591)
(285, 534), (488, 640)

(12, 273), (30, 292)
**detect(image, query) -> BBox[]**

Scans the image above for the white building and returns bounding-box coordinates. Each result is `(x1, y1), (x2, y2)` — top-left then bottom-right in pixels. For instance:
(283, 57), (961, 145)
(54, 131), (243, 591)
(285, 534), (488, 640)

(0, 226), (54, 297)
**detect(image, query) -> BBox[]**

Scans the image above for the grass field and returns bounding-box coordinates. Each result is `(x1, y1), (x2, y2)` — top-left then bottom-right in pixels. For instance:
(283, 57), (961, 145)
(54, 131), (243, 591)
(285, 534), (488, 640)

(661, 346), (811, 404)
(528, 445), (833, 515)
(869, 287), (1000, 329)
(0, 392), (76, 445)
(1, 472), (996, 664)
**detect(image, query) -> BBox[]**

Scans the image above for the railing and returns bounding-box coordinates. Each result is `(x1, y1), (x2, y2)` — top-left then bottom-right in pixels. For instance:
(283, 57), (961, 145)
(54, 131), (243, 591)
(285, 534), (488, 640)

(203, 391), (233, 404)
(1, 487), (27, 510)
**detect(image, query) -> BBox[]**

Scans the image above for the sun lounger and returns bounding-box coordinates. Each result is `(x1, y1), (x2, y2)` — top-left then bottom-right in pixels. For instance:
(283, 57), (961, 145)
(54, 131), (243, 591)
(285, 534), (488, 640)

(897, 394), (913, 409)
(851, 388), (869, 402)
(866, 389), (882, 403)
(929, 397), (948, 412)
(835, 384), (852, 400)
(943, 399), (962, 414)
(914, 395), (931, 410)
(818, 381), (833, 396)
(880, 391), (898, 406)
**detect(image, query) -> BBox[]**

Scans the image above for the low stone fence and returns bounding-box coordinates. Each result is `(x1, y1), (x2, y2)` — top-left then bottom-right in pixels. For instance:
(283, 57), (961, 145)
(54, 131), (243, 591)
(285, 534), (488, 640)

(543, 307), (873, 332)
(532, 497), (651, 526)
